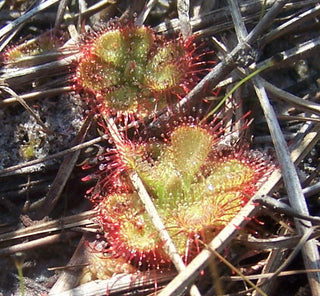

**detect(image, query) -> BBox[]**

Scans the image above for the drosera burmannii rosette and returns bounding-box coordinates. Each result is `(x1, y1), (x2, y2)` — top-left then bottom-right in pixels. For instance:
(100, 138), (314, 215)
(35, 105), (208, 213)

(2, 31), (65, 66)
(73, 22), (214, 121)
(81, 115), (275, 279)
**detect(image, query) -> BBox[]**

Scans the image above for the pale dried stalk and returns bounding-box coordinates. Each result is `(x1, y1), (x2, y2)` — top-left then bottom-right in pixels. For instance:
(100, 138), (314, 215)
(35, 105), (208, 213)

(0, 86), (72, 105)
(51, 270), (177, 296)
(0, 232), (79, 256)
(135, 0), (159, 26)
(0, 210), (96, 243)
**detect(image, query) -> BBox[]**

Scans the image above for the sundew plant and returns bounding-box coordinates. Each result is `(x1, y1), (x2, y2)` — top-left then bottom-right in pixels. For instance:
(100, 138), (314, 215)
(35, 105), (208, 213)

(75, 21), (275, 279)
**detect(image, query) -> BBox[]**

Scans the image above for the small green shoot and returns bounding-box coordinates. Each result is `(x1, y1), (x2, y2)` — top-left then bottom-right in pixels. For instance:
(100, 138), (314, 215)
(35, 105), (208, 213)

(12, 252), (26, 296)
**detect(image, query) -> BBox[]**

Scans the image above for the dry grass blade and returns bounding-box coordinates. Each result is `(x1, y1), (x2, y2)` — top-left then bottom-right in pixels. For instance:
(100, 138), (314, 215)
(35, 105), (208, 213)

(238, 232), (320, 250)
(0, 0), (60, 39)
(0, 86), (73, 105)
(0, 232), (79, 256)
(259, 4), (320, 46)
(51, 270), (177, 296)
(1, 53), (78, 87)
(260, 227), (315, 284)
(135, 0), (158, 26)
(263, 79), (320, 116)
(255, 195), (320, 224)
(223, 269), (320, 281)
(0, 210), (96, 244)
